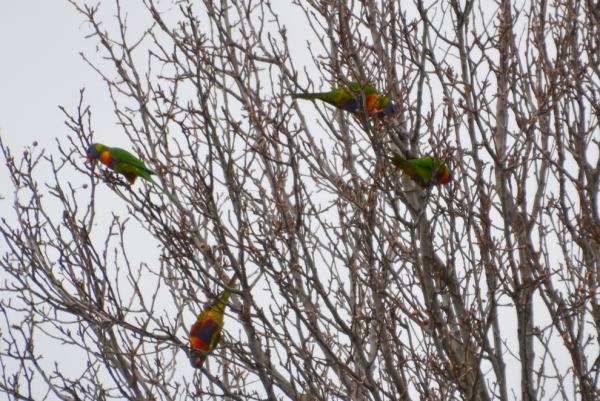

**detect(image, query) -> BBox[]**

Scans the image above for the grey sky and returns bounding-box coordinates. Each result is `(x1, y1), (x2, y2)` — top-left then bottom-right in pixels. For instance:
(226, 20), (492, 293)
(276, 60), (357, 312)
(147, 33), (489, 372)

(0, 2), (110, 149)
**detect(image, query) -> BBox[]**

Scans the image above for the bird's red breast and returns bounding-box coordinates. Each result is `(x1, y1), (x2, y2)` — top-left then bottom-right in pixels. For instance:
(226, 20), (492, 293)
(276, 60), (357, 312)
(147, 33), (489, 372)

(189, 318), (218, 352)
(98, 151), (114, 169)
(189, 317), (219, 369)
(365, 93), (380, 113)
(434, 167), (452, 186)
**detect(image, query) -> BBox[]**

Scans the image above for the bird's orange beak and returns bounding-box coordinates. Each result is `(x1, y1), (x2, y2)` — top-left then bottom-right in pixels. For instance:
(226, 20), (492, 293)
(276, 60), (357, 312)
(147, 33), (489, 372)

(86, 155), (93, 163)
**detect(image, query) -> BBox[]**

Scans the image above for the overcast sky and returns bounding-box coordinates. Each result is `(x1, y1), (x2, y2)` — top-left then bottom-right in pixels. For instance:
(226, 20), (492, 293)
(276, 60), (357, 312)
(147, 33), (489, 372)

(0, 1), (116, 152)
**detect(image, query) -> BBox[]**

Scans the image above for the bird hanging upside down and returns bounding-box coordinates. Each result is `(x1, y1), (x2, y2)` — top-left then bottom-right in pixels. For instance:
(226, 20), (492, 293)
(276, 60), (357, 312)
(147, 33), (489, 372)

(188, 276), (237, 369)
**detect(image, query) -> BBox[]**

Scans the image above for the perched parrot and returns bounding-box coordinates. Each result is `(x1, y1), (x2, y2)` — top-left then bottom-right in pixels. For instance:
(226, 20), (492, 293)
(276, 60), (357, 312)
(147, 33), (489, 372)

(388, 152), (452, 189)
(188, 276), (237, 369)
(85, 143), (167, 195)
(291, 82), (396, 119)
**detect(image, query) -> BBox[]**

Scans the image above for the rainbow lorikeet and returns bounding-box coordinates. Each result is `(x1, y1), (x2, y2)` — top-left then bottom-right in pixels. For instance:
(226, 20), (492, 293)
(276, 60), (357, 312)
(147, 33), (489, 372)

(291, 82), (396, 119)
(388, 152), (452, 189)
(189, 276), (237, 369)
(85, 143), (167, 195)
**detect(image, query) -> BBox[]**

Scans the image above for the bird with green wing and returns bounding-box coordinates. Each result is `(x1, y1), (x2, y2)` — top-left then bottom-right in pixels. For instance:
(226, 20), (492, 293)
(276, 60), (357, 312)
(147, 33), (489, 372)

(85, 143), (168, 195)
(388, 152), (452, 189)
(291, 82), (396, 119)
(189, 276), (237, 369)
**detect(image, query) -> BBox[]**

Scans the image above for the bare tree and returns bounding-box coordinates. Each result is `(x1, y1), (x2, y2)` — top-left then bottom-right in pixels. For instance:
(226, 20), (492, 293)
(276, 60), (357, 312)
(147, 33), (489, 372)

(1, 0), (599, 400)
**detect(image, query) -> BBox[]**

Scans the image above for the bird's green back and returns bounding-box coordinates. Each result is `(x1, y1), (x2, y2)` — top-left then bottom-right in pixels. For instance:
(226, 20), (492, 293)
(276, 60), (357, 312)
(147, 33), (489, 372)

(109, 147), (154, 173)
(390, 153), (434, 184)
(407, 156), (438, 171)
(349, 82), (377, 95)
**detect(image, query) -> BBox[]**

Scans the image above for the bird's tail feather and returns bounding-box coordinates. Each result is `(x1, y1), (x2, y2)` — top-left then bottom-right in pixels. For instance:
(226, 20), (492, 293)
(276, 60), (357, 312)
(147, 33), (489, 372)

(386, 152), (408, 169)
(291, 92), (328, 100)
(215, 276), (238, 312)
(145, 174), (170, 196)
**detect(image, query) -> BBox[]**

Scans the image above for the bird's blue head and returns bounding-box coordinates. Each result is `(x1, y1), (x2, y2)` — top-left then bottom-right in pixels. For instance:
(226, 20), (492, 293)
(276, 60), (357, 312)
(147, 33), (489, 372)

(85, 143), (105, 163)
(381, 102), (397, 118)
